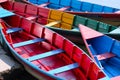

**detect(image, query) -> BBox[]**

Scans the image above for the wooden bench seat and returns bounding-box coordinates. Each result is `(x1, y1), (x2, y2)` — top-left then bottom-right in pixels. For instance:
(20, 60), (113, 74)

(13, 38), (45, 48)
(111, 76), (120, 80)
(96, 53), (116, 60)
(6, 28), (23, 34)
(48, 63), (79, 74)
(58, 6), (70, 11)
(26, 16), (37, 20)
(88, 44), (116, 61)
(27, 49), (64, 61)
(45, 21), (61, 27)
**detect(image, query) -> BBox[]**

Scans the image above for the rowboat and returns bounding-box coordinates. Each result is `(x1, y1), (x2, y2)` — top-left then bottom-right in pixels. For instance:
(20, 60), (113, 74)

(1, 1), (120, 44)
(79, 24), (120, 80)
(69, 12), (120, 26)
(22, 0), (120, 26)
(0, 8), (106, 80)
(23, 0), (119, 13)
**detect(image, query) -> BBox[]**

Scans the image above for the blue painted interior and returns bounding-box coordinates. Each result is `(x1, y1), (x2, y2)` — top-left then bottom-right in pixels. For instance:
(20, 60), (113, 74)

(29, 0), (120, 13)
(92, 4), (103, 12)
(94, 56), (103, 68)
(89, 45), (103, 68)
(71, 0), (81, 11)
(48, 0), (61, 9)
(88, 45), (97, 55)
(103, 6), (114, 12)
(48, 4), (61, 9)
(101, 57), (120, 78)
(37, 0), (49, 5)
(87, 35), (120, 78)
(60, 0), (71, 6)
(87, 36), (114, 54)
(38, 0), (49, 2)
(49, 0), (60, 4)
(81, 2), (92, 12)
(111, 40), (120, 57)
(114, 9), (120, 12)
(28, 0), (37, 4)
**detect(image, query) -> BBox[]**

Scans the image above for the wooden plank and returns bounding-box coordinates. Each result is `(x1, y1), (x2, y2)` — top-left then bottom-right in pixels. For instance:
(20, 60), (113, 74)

(48, 63), (79, 74)
(13, 38), (45, 48)
(79, 24), (103, 40)
(27, 49), (64, 61)
(97, 53), (115, 60)
(58, 6), (70, 11)
(45, 21), (61, 27)
(6, 28), (23, 34)
(111, 76), (120, 80)
(38, 2), (50, 7)
(26, 16), (37, 20)
(0, 8), (14, 18)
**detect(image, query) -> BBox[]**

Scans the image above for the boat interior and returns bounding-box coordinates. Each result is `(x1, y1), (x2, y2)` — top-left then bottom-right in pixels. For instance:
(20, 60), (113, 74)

(25, 0), (119, 12)
(87, 35), (120, 78)
(0, 1), (118, 31)
(0, 15), (105, 80)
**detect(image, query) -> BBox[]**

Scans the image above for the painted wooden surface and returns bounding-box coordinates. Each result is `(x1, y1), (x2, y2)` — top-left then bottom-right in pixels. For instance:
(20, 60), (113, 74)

(24, 0), (120, 13)
(81, 0), (120, 9)
(79, 24), (120, 79)
(0, 9), (106, 79)
(1, 1), (120, 45)
(0, 8), (14, 18)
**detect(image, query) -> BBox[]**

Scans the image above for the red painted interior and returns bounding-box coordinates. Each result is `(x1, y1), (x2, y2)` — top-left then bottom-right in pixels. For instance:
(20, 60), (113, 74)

(1, 15), (105, 80)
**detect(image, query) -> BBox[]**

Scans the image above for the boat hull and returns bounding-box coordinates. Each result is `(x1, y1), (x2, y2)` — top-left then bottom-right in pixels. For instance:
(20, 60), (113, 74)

(0, 29), (56, 80)
(0, 11), (106, 79)
(46, 27), (83, 44)
(79, 24), (120, 79)
(69, 12), (120, 26)
(22, 0), (120, 26)
(48, 27), (120, 45)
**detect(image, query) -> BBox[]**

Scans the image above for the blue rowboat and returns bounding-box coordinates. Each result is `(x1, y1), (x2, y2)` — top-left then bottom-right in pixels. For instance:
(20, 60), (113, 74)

(23, 0), (120, 13)
(79, 24), (120, 80)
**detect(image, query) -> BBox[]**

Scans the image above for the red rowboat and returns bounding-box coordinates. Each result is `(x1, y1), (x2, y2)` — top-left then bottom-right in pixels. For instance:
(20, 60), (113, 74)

(0, 8), (106, 80)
